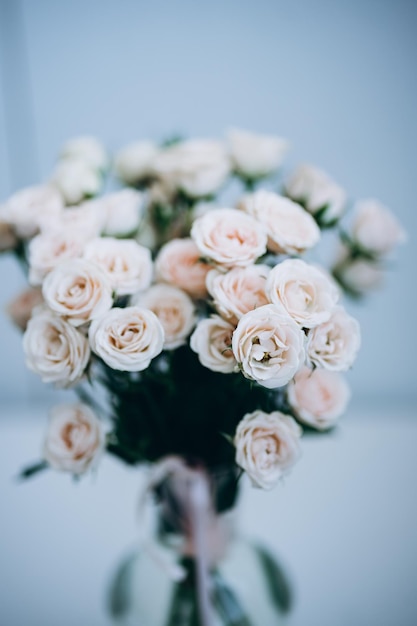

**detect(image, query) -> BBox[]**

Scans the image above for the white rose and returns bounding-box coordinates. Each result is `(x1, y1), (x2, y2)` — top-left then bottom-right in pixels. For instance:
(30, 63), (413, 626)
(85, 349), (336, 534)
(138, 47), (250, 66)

(285, 164), (346, 224)
(239, 190), (320, 254)
(190, 315), (237, 374)
(307, 306), (361, 371)
(38, 200), (105, 239)
(234, 410), (302, 489)
(266, 258), (339, 328)
(42, 259), (113, 326)
(23, 309), (90, 386)
(83, 237), (153, 297)
(191, 208), (267, 269)
(351, 199), (406, 256)
(6, 287), (44, 331)
(51, 158), (102, 205)
(206, 265), (270, 325)
(60, 136), (108, 170)
(89, 306), (164, 371)
(227, 128), (288, 179)
(152, 139), (231, 198)
(287, 366), (350, 430)
(155, 238), (212, 299)
(97, 189), (145, 237)
(28, 231), (85, 285)
(44, 403), (105, 474)
(2, 184), (63, 238)
(114, 141), (159, 185)
(336, 257), (384, 294)
(133, 284), (195, 350)
(232, 304), (305, 389)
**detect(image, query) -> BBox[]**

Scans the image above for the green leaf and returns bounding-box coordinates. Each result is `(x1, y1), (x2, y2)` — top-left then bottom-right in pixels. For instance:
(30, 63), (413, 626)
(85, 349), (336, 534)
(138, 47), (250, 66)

(211, 570), (253, 625)
(254, 544), (292, 614)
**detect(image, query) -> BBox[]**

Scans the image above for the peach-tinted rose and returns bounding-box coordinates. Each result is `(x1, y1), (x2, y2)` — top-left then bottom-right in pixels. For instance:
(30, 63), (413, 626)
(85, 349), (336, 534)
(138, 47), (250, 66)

(287, 366), (350, 430)
(206, 265), (270, 325)
(191, 208), (267, 269)
(28, 231), (85, 286)
(266, 258), (339, 328)
(44, 403), (105, 474)
(190, 315), (237, 373)
(133, 284), (196, 350)
(239, 190), (320, 254)
(6, 287), (44, 331)
(89, 306), (164, 371)
(234, 410), (302, 489)
(155, 238), (212, 299)
(42, 259), (113, 326)
(23, 309), (90, 386)
(232, 304), (305, 389)
(307, 306), (361, 371)
(83, 237), (153, 296)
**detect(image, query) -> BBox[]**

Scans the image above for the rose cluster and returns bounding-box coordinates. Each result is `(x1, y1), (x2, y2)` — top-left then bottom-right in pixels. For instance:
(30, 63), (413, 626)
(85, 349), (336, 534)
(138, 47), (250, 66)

(0, 129), (404, 489)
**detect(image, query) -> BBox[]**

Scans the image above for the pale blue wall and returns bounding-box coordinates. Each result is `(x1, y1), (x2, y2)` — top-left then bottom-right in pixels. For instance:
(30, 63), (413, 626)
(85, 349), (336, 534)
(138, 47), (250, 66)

(0, 0), (416, 407)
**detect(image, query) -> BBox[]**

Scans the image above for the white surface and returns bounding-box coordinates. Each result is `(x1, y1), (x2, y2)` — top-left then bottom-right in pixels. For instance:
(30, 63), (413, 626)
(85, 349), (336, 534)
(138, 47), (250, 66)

(0, 404), (416, 626)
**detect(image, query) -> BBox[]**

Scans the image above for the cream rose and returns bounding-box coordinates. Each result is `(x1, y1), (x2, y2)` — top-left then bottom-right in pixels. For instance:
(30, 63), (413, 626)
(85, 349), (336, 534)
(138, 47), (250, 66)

(38, 201), (105, 238)
(89, 306), (164, 371)
(232, 304), (305, 388)
(28, 231), (85, 285)
(59, 136), (108, 170)
(239, 190), (320, 254)
(155, 238), (212, 299)
(83, 237), (153, 296)
(2, 184), (63, 238)
(152, 139), (231, 198)
(6, 287), (44, 331)
(51, 158), (102, 205)
(307, 306), (361, 371)
(23, 309), (90, 386)
(206, 265), (270, 325)
(287, 366), (350, 430)
(351, 199), (406, 256)
(98, 189), (145, 237)
(133, 284), (196, 350)
(114, 140), (159, 185)
(266, 258), (339, 328)
(336, 257), (384, 295)
(44, 403), (105, 474)
(42, 259), (113, 326)
(191, 208), (267, 269)
(190, 315), (237, 374)
(234, 410), (302, 489)
(227, 128), (288, 179)
(285, 164), (346, 224)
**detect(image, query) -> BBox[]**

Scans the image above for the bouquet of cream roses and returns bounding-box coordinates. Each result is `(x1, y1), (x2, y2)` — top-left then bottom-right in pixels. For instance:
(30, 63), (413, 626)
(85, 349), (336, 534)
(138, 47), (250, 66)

(0, 129), (405, 487)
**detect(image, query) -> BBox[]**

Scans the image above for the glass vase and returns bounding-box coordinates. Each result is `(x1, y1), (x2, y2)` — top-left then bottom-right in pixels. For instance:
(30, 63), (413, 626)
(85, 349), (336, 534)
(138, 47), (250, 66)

(108, 463), (293, 626)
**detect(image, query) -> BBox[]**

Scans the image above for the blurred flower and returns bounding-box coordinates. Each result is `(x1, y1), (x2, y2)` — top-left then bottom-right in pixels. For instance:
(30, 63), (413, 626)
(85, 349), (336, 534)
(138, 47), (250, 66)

(89, 306), (164, 371)
(28, 231), (85, 286)
(190, 315), (237, 373)
(227, 128), (288, 180)
(206, 265), (270, 325)
(59, 136), (108, 171)
(266, 258), (339, 328)
(191, 207), (267, 269)
(44, 403), (105, 475)
(114, 140), (159, 185)
(155, 238), (212, 299)
(38, 200), (105, 238)
(0, 214), (18, 251)
(51, 158), (102, 205)
(234, 410), (302, 489)
(239, 190), (320, 254)
(350, 199), (406, 257)
(98, 189), (145, 237)
(152, 139), (231, 198)
(23, 309), (90, 386)
(83, 237), (153, 296)
(132, 284), (196, 350)
(335, 255), (385, 295)
(232, 304), (305, 389)
(285, 164), (346, 225)
(6, 287), (44, 331)
(2, 184), (63, 238)
(287, 366), (350, 430)
(42, 259), (113, 326)
(307, 306), (361, 371)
